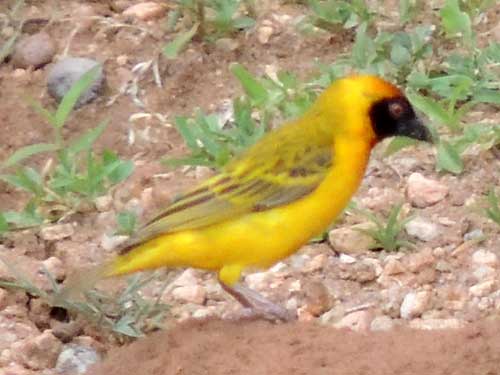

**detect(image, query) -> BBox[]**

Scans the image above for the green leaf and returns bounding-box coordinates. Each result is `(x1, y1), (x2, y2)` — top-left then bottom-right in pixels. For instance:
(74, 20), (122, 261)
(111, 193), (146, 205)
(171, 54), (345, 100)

(232, 16), (256, 29)
(174, 117), (201, 152)
(0, 168), (43, 196)
(162, 156), (214, 168)
(351, 23), (375, 69)
(68, 121), (108, 154)
(162, 23), (199, 59)
(1, 143), (58, 170)
(231, 63), (269, 105)
(384, 136), (418, 156)
(399, 0), (415, 24)
(407, 92), (450, 126)
(113, 315), (142, 337)
(472, 89), (500, 105)
(440, 0), (472, 42)
(4, 201), (43, 227)
(55, 65), (101, 129)
(0, 213), (8, 233)
(103, 151), (133, 183)
(116, 210), (137, 236)
(390, 43), (411, 65)
(436, 140), (464, 174)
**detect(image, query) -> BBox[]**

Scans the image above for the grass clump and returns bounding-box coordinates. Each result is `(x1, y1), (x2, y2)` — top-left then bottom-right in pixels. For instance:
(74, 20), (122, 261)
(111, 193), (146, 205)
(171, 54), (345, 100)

(0, 67), (133, 231)
(354, 204), (414, 252)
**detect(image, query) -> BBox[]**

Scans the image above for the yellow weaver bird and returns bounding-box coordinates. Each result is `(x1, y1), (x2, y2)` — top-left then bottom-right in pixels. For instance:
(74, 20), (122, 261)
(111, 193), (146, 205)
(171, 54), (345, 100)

(68, 75), (431, 320)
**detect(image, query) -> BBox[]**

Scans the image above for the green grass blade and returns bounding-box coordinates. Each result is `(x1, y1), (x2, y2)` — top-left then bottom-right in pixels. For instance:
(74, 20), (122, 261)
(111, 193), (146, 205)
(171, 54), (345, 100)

(384, 136), (418, 157)
(54, 65), (101, 129)
(436, 140), (464, 174)
(1, 143), (59, 170)
(68, 120), (108, 154)
(163, 23), (199, 59)
(231, 63), (269, 105)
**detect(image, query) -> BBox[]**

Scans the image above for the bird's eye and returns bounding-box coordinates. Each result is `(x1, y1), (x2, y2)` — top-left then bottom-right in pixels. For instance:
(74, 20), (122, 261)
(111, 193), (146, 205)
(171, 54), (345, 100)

(388, 101), (404, 118)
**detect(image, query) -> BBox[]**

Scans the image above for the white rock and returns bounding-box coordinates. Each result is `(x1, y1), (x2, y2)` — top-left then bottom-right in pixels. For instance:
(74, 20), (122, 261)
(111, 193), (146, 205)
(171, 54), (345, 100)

(400, 291), (431, 319)
(289, 280), (301, 292)
(245, 272), (271, 291)
(405, 217), (439, 242)
(464, 229), (484, 241)
(123, 2), (167, 20)
(469, 280), (495, 297)
(334, 311), (372, 332)
(269, 262), (287, 273)
(173, 269), (201, 288)
(473, 265), (496, 281)
(94, 195), (113, 212)
(41, 257), (65, 281)
(40, 224), (74, 241)
(100, 234), (128, 251)
(172, 286), (206, 305)
(304, 254), (328, 272)
(285, 297), (299, 311)
(257, 26), (274, 44)
(55, 344), (101, 375)
(406, 173), (448, 208)
(383, 257), (406, 276)
(339, 253), (356, 264)
(370, 315), (395, 331)
(329, 223), (375, 254)
(409, 318), (465, 330)
(192, 307), (216, 319)
(472, 249), (498, 267)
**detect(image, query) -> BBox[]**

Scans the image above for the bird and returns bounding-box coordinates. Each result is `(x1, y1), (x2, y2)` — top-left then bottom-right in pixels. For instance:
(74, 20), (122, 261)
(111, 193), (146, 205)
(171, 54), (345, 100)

(65, 74), (431, 320)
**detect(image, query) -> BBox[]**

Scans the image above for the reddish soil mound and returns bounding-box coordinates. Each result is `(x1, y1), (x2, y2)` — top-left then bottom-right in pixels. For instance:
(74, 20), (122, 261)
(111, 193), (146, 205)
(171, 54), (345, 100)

(91, 318), (500, 375)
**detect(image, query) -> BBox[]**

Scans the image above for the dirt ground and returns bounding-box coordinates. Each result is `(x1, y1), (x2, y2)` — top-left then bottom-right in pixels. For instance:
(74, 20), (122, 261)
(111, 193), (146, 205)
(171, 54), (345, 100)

(93, 318), (500, 375)
(0, 1), (499, 375)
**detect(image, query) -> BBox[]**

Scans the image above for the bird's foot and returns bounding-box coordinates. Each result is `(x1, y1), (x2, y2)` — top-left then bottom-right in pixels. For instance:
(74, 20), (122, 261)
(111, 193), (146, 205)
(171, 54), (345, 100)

(219, 280), (297, 322)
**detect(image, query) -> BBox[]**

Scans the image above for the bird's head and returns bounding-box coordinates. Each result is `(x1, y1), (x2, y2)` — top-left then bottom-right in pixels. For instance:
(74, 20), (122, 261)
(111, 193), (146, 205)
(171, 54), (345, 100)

(316, 75), (432, 145)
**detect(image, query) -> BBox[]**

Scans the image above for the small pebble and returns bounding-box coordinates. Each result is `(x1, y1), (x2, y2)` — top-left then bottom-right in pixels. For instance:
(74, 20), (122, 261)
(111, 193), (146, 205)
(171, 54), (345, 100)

(55, 344), (101, 375)
(400, 291), (431, 319)
(123, 2), (167, 20)
(257, 26), (274, 44)
(405, 217), (440, 242)
(472, 249), (498, 267)
(406, 173), (448, 208)
(12, 32), (56, 69)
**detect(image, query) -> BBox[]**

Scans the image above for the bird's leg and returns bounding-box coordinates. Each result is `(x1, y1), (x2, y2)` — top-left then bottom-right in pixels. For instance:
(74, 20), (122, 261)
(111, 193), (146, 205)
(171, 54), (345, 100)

(218, 280), (296, 321)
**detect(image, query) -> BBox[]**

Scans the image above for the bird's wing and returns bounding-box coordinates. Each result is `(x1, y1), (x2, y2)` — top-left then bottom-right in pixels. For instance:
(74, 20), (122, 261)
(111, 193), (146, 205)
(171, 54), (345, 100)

(118, 129), (333, 254)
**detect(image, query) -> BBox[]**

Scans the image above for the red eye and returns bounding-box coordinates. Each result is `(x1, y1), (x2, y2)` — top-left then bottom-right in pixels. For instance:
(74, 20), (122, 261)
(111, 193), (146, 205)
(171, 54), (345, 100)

(389, 102), (404, 118)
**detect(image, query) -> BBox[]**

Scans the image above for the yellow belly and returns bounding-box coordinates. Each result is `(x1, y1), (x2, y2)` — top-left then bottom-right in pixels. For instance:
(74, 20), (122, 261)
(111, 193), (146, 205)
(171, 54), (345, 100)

(110, 138), (371, 285)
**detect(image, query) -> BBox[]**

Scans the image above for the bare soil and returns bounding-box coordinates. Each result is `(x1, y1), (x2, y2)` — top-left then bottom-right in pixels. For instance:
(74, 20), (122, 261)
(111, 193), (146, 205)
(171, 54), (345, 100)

(93, 318), (500, 375)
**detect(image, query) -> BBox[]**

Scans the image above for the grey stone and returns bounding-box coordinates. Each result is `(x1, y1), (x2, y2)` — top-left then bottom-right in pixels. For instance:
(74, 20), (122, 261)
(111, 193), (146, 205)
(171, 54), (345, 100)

(47, 57), (105, 107)
(55, 344), (101, 374)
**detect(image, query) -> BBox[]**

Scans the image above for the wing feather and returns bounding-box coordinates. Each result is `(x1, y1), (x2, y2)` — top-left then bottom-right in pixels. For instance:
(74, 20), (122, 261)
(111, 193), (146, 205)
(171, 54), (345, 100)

(118, 125), (333, 254)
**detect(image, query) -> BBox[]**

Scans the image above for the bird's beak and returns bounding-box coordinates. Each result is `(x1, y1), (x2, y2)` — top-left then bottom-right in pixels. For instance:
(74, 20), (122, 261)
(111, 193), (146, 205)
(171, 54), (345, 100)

(396, 117), (433, 143)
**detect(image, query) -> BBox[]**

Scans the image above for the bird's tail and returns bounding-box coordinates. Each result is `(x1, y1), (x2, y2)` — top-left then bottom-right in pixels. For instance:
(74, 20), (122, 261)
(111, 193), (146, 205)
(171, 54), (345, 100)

(57, 243), (164, 302)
